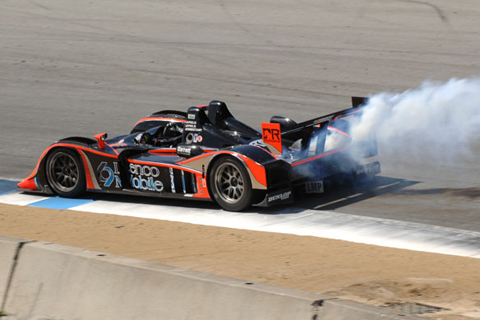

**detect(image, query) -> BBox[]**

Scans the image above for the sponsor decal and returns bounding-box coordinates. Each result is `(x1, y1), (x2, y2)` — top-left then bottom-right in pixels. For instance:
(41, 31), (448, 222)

(130, 164), (160, 177)
(188, 114), (195, 120)
(97, 162), (122, 188)
(185, 132), (204, 143)
(177, 144), (203, 157)
(261, 122), (282, 155)
(130, 175), (164, 192)
(193, 134), (203, 143)
(129, 163), (164, 192)
(305, 180), (324, 194)
(185, 127), (202, 132)
(177, 146), (191, 156)
(267, 190), (292, 203)
(185, 120), (202, 132)
(356, 162), (381, 175)
(263, 126), (280, 142)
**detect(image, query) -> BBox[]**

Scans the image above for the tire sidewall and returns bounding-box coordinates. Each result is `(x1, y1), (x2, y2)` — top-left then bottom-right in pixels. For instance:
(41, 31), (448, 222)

(208, 157), (253, 211)
(46, 148), (86, 197)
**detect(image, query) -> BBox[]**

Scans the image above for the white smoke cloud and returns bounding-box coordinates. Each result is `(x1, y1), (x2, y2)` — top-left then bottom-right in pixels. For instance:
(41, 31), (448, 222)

(351, 78), (480, 162)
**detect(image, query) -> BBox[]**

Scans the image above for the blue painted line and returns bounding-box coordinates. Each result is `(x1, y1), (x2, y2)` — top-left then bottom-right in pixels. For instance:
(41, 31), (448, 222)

(0, 179), (19, 196)
(28, 197), (95, 210)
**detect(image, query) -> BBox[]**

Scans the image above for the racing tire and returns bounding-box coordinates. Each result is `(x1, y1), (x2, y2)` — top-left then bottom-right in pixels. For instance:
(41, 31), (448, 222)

(209, 157), (253, 212)
(45, 148), (86, 198)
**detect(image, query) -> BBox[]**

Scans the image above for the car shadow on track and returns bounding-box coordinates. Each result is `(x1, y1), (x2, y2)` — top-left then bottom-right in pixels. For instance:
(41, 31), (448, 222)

(392, 187), (480, 199)
(12, 176), (420, 214)
(294, 176), (420, 211)
(85, 193), (222, 210)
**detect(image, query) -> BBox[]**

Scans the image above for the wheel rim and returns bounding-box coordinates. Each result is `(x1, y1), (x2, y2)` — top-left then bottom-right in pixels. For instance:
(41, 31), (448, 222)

(214, 162), (245, 204)
(47, 152), (80, 193)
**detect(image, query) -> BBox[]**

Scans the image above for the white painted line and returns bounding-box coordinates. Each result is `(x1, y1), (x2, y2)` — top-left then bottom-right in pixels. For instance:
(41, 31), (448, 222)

(258, 211), (480, 258)
(0, 192), (51, 206)
(1, 191), (480, 258)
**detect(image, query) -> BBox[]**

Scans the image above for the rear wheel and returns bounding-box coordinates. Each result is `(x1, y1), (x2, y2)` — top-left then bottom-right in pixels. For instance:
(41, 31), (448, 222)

(209, 157), (253, 211)
(45, 148), (86, 197)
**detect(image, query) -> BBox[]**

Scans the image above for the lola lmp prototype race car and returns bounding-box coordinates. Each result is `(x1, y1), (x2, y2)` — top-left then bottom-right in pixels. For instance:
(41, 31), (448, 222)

(18, 98), (380, 211)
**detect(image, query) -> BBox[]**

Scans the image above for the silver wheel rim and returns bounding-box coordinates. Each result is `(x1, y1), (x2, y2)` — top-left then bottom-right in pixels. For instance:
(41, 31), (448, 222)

(214, 162), (245, 204)
(47, 152), (80, 193)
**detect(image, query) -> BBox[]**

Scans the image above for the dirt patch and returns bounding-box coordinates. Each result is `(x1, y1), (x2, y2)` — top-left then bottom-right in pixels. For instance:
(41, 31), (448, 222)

(0, 203), (479, 319)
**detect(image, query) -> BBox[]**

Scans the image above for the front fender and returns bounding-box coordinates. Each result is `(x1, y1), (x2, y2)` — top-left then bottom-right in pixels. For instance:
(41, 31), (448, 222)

(17, 139), (118, 193)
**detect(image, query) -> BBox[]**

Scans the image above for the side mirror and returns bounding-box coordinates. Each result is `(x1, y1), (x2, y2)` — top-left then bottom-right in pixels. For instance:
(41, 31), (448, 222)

(177, 143), (204, 158)
(94, 132), (108, 149)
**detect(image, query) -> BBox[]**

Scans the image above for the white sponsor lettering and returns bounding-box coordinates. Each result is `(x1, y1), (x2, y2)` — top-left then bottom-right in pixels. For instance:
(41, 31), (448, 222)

(185, 120), (202, 132)
(129, 163), (164, 192)
(130, 176), (164, 192)
(129, 163), (160, 177)
(268, 191), (292, 203)
(185, 127), (202, 132)
(177, 146), (191, 156)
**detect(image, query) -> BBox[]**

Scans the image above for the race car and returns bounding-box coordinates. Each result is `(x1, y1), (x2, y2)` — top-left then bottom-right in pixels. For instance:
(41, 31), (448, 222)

(18, 98), (380, 211)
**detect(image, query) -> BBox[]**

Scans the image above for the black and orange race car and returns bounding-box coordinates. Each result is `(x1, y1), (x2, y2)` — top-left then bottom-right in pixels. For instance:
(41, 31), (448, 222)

(18, 99), (380, 211)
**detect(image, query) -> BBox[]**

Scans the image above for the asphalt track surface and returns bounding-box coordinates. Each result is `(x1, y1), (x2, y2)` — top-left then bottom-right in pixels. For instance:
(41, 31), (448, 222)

(1, 0), (479, 231)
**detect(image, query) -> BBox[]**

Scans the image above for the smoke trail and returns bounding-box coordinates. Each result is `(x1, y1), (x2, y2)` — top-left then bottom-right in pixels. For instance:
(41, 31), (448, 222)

(351, 78), (480, 162)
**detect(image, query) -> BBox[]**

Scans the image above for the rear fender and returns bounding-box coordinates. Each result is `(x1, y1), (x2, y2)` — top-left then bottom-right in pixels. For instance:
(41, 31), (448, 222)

(178, 145), (276, 191)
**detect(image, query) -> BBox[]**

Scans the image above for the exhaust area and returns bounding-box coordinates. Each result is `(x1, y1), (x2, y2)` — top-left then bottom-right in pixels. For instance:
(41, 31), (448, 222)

(351, 78), (480, 163)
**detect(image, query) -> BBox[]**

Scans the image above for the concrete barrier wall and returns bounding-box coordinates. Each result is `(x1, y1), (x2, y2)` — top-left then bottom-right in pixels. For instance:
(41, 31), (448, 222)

(0, 236), (33, 310)
(320, 299), (422, 320)
(1, 238), (424, 320)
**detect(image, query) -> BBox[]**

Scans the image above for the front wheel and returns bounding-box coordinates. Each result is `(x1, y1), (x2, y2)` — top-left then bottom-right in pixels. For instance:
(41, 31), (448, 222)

(209, 157), (253, 211)
(45, 148), (86, 197)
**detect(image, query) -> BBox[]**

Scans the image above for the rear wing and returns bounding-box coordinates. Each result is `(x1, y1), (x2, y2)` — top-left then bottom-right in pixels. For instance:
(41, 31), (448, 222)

(279, 96), (377, 159)
(282, 97), (368, 137)
(351, 96), (368, 108)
